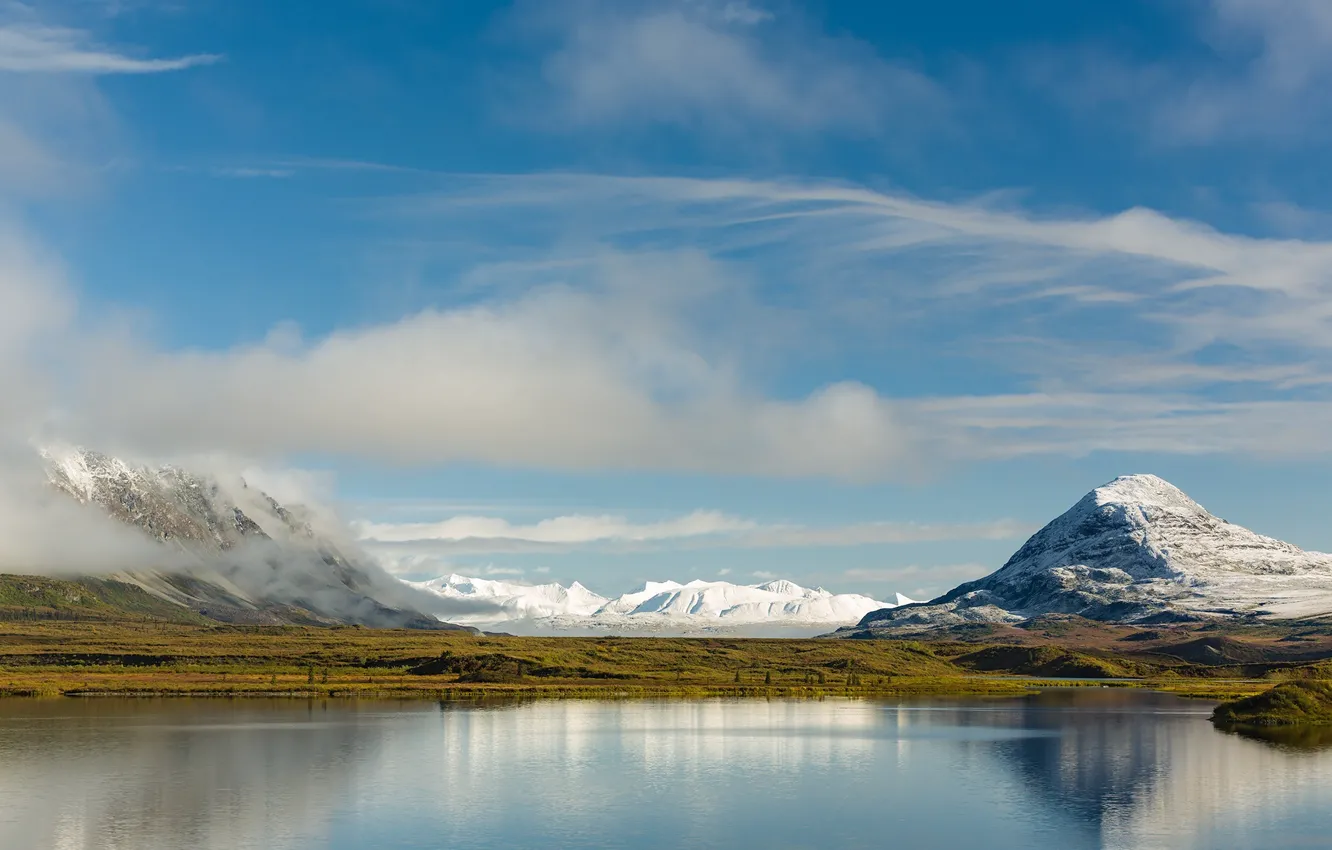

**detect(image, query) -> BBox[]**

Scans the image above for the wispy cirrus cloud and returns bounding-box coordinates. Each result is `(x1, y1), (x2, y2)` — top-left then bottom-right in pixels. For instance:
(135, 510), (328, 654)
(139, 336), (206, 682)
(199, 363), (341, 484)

(0, 20), (219, 74)
(394, 172), (1332, 375)
(0, 3), (219, 196)
(365, 171), (1332, 462)
(208, 167), (294, 179)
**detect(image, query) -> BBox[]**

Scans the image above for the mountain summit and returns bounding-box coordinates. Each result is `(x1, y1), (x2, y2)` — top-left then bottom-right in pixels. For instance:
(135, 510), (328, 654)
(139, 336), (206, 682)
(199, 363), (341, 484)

(855, 474), (1332, 631)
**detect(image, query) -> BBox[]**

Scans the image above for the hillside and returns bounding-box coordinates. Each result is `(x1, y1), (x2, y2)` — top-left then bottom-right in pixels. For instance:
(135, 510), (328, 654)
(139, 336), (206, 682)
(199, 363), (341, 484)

(0, 575), (213, 624)
(1213, 681), (1332, 728)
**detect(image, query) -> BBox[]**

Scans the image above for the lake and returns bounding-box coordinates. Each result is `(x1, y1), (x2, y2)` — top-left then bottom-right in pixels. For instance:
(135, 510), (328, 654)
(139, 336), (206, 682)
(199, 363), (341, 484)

(1, 690), (1330, 849)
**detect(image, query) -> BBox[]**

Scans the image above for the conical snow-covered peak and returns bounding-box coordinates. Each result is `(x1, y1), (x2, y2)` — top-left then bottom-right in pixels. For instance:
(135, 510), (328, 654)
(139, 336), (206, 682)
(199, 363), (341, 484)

(988, 473), (1300, 588)
(1090, 474), (1206, 515)
(859, 473), (1332, 630)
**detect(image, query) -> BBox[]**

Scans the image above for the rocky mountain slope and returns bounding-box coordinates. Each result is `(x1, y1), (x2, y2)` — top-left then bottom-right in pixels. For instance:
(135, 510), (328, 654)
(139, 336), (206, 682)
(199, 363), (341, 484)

(34, 446), (466, 628)
(850, 474), (1332, 633)
(412, 573), (913, 634)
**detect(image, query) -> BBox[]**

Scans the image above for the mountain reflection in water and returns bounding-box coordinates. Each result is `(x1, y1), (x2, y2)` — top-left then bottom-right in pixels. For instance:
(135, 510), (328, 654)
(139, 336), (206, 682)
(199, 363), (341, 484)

(0, 691), (1329, 850)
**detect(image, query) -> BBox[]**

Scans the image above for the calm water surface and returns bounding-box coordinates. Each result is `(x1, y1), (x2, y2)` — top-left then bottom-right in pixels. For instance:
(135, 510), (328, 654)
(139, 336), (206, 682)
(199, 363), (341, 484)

(1, 690), (1329, 850)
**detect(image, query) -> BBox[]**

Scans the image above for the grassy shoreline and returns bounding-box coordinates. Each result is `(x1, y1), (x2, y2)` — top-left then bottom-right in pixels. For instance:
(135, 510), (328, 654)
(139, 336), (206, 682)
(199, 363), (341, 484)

(0, 677), (1270, 702)
(0, 621), (1283, 702)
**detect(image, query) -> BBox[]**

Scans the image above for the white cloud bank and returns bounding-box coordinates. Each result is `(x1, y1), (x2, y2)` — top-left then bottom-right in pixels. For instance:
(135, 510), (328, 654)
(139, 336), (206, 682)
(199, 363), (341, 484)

(69, 264), (917, 478)
(17, 169), (1332, 476)
(356, 510), (756, 546)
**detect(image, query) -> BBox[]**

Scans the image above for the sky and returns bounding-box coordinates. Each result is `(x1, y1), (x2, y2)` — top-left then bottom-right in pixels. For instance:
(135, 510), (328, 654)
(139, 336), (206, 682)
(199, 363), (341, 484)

(4, 0), (1332, 601)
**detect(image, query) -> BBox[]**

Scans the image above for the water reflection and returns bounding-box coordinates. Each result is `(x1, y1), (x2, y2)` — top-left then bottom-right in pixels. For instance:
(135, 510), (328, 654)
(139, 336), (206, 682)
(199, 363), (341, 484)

(0, 693), (1329, 849)
(0, 699), (433, 850)
(1222, 723), (1332, 751)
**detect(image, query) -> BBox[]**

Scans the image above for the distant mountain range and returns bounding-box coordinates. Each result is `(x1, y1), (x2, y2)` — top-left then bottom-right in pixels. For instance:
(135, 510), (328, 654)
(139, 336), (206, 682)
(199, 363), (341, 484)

(846, 474), (1332, 635)
(22, 452), (1332, 634)
(22, 447), (912, 633)
(32, 446), (468, 629)
(410, 573), (916, 635)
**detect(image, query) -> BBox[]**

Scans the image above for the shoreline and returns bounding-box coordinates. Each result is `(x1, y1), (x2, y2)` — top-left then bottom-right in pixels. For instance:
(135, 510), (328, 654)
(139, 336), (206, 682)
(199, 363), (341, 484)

(0, 620), (1292, 703)
(0, 675), (1264, 702)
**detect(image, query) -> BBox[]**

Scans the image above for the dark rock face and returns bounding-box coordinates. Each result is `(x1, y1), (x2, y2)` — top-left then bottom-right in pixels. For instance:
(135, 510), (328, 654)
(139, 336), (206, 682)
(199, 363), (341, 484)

(45, 450), (280, 551)
(852, 474), (1332, 632)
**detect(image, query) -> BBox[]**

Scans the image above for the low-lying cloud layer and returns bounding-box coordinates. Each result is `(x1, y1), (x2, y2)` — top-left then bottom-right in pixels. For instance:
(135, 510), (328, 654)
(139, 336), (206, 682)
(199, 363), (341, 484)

(355, 510), (1031, 558)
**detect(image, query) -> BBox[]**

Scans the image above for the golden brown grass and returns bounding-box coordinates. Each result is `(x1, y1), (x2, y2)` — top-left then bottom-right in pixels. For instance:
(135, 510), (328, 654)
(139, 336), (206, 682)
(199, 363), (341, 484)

(0, 621), (1020, 699)
(0, 621), (1293, 701)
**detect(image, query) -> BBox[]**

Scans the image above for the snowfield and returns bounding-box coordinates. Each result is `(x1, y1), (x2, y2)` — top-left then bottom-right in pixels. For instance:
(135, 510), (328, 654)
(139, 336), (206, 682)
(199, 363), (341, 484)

(409, 574), (913, 635)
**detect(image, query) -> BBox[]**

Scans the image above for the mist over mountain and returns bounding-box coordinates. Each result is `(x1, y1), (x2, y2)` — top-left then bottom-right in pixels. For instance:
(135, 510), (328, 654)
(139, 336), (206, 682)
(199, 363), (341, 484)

(850, 474), (1332, 633)
(22, 446), (479, 629)
(2, 445), (912, 633)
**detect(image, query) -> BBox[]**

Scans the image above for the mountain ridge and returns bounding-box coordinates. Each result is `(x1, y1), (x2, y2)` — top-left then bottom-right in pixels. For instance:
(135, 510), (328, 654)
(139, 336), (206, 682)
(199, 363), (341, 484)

(412, 573), (913, 635)
(849, 474), (1332, 633)
(30, 446), (470, 629)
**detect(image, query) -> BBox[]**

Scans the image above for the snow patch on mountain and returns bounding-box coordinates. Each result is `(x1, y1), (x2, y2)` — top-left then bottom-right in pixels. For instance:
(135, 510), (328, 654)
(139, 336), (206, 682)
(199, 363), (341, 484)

(411, 574), (900, 634)
(854, 474), (1332, 631)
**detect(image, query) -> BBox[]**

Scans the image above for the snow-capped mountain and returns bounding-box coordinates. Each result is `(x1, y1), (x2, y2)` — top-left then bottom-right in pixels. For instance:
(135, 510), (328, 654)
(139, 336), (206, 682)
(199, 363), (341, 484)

(854, 474), (1332, 631)
(37, 445), (464, 628)
(409, 574), (609, 620)
(411, 574), (911, 634)
(45, 446), (310, 550)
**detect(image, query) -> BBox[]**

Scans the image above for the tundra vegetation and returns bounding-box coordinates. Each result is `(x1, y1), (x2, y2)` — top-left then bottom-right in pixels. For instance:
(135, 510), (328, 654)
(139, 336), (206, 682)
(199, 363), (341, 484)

(1212, 681), (1332, 732)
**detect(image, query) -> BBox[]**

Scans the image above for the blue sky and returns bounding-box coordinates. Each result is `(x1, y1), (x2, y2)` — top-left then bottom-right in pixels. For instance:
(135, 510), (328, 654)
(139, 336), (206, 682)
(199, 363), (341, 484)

(4, 0), (1332, 599)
